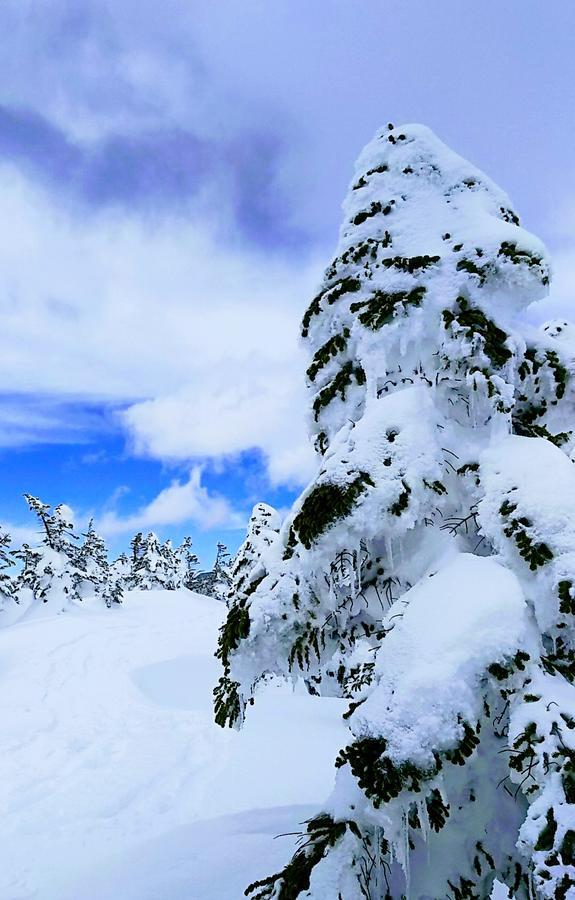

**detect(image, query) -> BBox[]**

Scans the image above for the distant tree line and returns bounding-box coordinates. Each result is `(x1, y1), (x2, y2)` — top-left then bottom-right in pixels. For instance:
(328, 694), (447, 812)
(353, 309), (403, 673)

(0, 495), (232, 618)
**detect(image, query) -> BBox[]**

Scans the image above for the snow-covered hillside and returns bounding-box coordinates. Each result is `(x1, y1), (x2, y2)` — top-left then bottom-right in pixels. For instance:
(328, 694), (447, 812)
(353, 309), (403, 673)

(0, 591), (347, 899)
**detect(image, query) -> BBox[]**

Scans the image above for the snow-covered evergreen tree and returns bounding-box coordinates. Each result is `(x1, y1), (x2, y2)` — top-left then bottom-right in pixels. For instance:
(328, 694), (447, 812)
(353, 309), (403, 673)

(18, 496), (84, 610)
(194, 542), (232, 600)
(215, 124), (575, 898)
(126, 532), (145, 589)
(175, 536), (199, 589)
(0, 529), (17, 610)
(76, 520), (122, 607)
(130, 532), (145, 565)
(110, 552), (131, 591)
(227, 503), (281, 607)
(214, 542), (232, 592)
(25, 495), (77, 553)
(131, 532), (178, 590)
(160, 538), (178, 585)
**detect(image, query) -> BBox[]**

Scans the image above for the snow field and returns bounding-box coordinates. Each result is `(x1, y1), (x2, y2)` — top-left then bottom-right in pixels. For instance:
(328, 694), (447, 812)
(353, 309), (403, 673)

(0, 589), (347, 899)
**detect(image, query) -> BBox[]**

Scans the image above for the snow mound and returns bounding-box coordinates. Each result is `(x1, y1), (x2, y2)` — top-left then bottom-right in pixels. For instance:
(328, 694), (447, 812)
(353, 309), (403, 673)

(351, 553), (530, 766)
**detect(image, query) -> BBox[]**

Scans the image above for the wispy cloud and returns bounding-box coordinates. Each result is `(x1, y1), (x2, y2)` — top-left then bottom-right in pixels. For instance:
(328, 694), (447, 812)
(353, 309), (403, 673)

(0, 394), (117, 448)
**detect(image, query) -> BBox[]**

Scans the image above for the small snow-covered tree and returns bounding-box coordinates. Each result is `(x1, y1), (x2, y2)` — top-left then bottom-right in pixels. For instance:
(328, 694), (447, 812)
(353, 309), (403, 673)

(11, 542), (43, 598)
(19, 496), (84, 610)
(25, 495), (76, 553)
(130, 531), (144, 563)
(175, 536), (199, 589)
(160, 538), (178, 586)
(216, 124), (575, 898)
(194, 542), (232, 600)
(76, 520), (121, 607)
(214, 541), (232, 589)
(131, 532), (178, 590)
(126, 532), (145, 589)
(227, 503), (281, 607)
(110, 552), (130, 588)
(0, 529), (17, 611)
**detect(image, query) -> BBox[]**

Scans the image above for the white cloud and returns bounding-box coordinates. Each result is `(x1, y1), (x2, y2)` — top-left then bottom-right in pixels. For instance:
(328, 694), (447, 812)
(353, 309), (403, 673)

(96, 466), (244, 537)
(0, 521), (40, 548)
(123, 358), (316, 486)
(0, 163), (322, 485)
(0, 471), (242, 554)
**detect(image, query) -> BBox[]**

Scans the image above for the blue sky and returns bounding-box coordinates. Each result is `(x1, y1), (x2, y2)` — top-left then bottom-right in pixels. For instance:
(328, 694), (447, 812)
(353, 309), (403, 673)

(0, 0), (574, 563)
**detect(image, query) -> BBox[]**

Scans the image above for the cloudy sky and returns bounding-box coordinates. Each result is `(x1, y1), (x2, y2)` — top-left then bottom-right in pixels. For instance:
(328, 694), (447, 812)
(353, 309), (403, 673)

(0, 0), (573, 561)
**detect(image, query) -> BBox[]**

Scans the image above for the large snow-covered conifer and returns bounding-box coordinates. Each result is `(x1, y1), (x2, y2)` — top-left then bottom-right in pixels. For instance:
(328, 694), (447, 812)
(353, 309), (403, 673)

(215, 124), (575, 898)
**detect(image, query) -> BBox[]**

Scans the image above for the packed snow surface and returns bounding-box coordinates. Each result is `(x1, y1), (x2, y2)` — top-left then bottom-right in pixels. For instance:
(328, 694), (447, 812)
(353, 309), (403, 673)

(0, 590), (347, 899)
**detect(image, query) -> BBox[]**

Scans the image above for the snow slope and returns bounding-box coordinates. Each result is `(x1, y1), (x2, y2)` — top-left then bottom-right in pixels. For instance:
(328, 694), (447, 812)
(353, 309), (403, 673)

(0, 590), (347, 899)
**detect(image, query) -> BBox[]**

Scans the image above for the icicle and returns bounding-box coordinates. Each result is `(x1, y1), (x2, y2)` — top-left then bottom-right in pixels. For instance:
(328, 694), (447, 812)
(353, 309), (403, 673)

(386, 535), (395, 569)
(417, 797), (428, 844)
(355, 543), (362, 598)
(403, 808), (411, 900)
(469, 381), (478, 429)
(398, 537), (405, 567)
(374, 824), (383, 892)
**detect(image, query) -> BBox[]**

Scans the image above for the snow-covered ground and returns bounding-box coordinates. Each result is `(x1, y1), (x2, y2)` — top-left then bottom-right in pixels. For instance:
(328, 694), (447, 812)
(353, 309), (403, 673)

(0, 590), (347, 899)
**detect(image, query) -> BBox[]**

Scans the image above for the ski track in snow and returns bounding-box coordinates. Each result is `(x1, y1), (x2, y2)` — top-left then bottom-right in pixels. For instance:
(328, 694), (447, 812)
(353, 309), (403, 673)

(0, 590), (347, 899)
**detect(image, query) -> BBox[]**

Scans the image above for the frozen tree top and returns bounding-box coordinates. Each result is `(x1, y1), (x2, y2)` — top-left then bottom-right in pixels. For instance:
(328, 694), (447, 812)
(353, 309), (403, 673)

(302, 122), (553, 458)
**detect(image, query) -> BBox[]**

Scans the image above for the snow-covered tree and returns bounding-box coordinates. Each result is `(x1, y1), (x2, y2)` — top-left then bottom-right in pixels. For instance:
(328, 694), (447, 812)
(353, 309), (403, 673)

(76, 520), (122, 607)
(194, 542), (232, 600)
(24, 495), (77, 553)
(175, 536), (199, 589)
(215, 124), (575, 898)
(126, 532), (145, 590)
(11, 542), (42, 599)
(160, 538), (178, 585)
(130, 531), (145, 564)
(18, 496), (84, 610)
(0, 529), (17, 611)
(227, 503), (281, 608)
(110, 552), (130, 594)
(131, 532), (178, 590)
